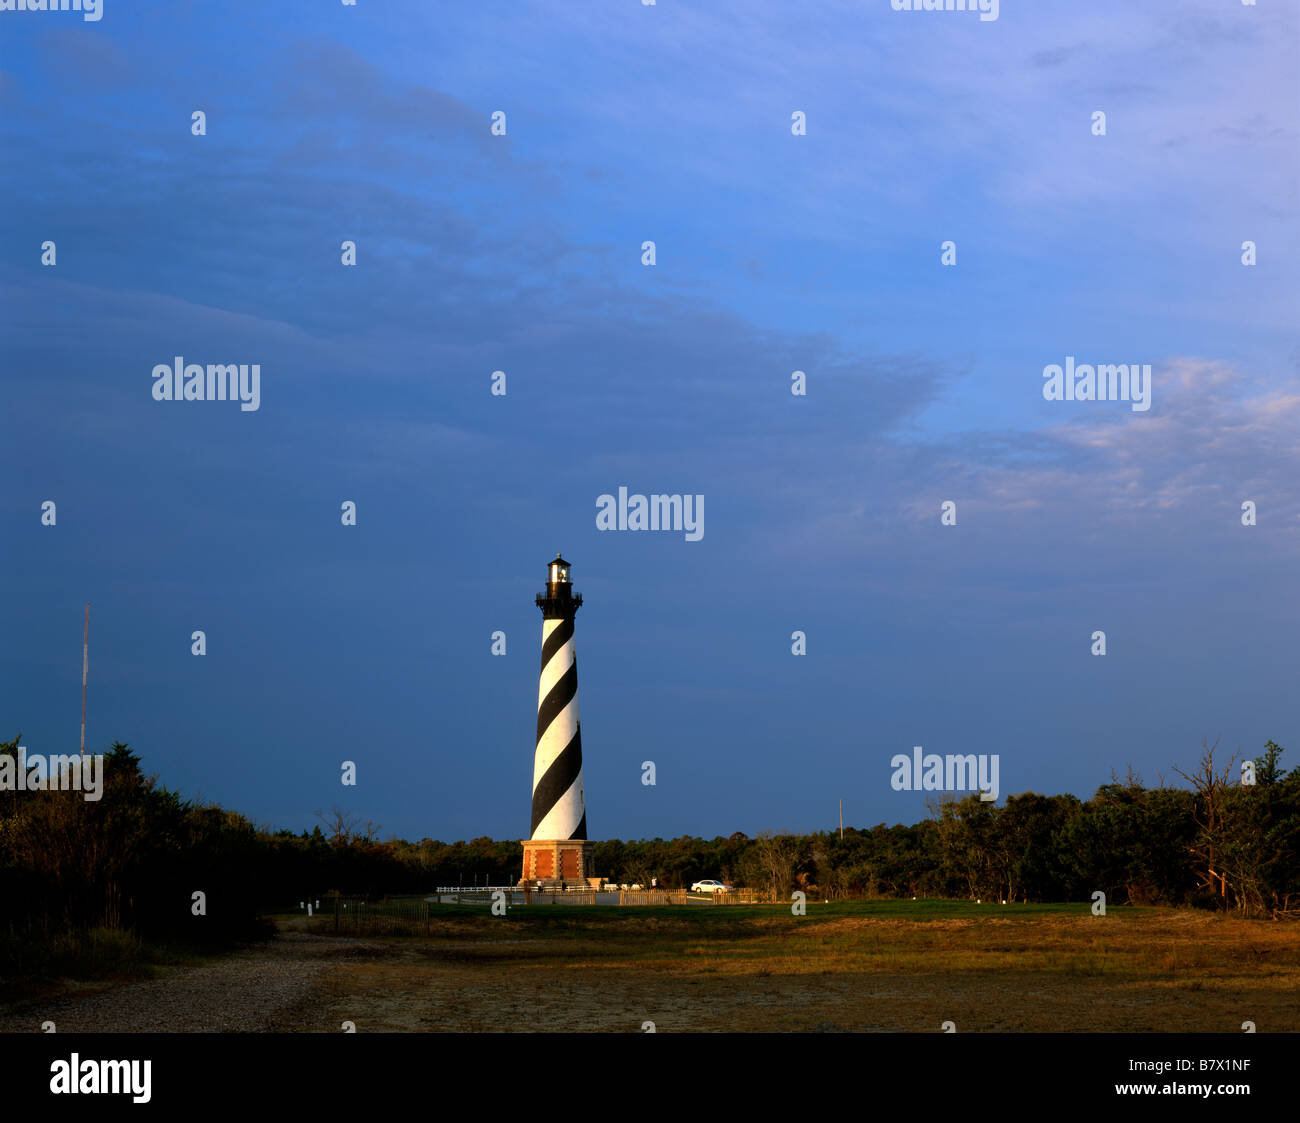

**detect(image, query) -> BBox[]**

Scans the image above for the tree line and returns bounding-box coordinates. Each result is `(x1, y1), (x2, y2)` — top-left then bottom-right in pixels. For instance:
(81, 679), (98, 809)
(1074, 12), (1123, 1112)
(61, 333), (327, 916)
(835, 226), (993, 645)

(2, 735), (1296, 979)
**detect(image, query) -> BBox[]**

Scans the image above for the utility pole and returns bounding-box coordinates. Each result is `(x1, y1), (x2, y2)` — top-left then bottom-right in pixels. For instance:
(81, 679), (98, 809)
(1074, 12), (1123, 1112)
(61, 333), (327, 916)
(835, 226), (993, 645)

(839, 798), (843, 840)
(79, 603), (89, 757)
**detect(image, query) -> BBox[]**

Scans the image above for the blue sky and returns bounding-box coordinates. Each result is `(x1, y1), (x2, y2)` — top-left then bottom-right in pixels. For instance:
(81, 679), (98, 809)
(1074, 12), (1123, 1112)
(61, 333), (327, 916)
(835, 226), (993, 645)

(2, 0), (1297, 844)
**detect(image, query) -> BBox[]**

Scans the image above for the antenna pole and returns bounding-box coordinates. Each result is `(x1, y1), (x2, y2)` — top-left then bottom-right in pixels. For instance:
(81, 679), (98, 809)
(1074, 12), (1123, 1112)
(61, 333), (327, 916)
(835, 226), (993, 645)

(80, 603), (89, 757)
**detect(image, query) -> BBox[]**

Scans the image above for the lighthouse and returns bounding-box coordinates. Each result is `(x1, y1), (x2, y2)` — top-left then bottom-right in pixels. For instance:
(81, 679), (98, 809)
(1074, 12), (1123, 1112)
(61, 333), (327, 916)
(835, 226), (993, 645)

(520, 554), (593, 886)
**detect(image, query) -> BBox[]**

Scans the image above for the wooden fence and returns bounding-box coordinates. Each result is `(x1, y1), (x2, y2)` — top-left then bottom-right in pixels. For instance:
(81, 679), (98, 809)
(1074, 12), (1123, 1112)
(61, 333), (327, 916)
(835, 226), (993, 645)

(306, 888), (777, 935)
(315, 898), (433, 936)
(614, 889), (771, 905)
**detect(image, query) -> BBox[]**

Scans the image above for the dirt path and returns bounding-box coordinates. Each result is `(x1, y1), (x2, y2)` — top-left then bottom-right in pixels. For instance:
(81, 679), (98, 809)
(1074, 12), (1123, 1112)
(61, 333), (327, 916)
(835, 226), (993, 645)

(0, 933), (374, 1034)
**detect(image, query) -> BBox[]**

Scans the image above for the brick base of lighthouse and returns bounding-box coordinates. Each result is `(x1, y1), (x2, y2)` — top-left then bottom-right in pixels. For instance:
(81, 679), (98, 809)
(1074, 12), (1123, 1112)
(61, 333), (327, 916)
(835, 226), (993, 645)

(519, 839), (594, 888)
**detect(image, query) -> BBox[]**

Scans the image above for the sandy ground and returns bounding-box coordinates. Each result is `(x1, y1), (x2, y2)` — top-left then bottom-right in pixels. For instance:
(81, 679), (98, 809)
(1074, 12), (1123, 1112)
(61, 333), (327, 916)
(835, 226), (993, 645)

(2, 914), (1295, 1033)
(0, 932), (353, 1033)
(301, 946), (1297, 1034)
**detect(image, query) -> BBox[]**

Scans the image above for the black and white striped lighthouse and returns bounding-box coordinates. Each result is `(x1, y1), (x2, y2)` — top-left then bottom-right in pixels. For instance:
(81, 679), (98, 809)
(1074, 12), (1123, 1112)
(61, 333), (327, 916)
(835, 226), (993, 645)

(520, 554), (593, 886)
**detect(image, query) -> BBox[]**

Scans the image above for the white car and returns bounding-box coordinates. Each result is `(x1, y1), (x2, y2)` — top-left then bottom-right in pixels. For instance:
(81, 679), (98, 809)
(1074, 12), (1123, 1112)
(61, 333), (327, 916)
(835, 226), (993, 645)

(690, 880), (733, 894)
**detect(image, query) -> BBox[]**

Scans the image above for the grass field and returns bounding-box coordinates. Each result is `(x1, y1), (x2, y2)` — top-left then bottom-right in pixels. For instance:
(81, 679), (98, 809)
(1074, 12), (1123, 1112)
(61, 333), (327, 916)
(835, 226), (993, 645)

(276, 899), (1300, 1032)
